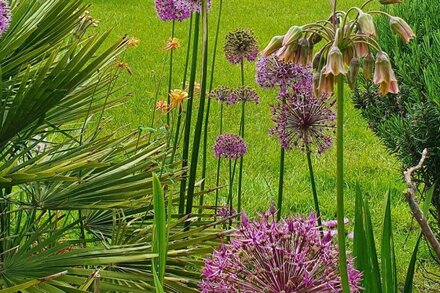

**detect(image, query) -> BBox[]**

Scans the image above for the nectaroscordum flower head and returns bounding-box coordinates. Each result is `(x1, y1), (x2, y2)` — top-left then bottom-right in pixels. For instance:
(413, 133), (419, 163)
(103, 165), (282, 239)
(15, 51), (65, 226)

(209, 86), (233, 104)
(230, 86), (260, 104)
(214, 134), (247, 160)
(200, 210), (362, 292)
(271, 73), (336, 154)
(154, 0), (190, 22)
(256, 55), (310, 95)
(282, 25), (303, 47)
(389, 16), (415, 44)
(224, 29), (259, 64)
(0, 0), (11, 36)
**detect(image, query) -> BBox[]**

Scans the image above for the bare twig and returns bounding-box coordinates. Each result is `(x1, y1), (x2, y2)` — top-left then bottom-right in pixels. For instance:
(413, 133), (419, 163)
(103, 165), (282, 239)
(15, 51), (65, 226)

(404, 148), (440, 260)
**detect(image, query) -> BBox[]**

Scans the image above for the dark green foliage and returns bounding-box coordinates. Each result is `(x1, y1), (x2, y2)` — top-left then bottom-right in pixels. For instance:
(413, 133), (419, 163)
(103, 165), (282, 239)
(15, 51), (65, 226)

(353, 0), (440, 220)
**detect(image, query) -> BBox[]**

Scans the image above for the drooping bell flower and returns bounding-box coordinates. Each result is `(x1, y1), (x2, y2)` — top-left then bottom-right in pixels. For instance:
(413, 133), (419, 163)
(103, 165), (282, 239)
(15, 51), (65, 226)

(390, 16), (416, 44)
(347, 58), (360, 89)
(358, 12), (376, 37)
(374, 51), (399, 96)
(319, 68), (335, 93)
(363, 53), (375, 80)
(323, 45), (347, 76)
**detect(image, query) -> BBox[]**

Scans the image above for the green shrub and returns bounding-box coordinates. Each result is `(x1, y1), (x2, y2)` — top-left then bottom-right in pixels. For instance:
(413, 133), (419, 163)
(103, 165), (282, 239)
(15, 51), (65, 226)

(353, 0), (440, 222)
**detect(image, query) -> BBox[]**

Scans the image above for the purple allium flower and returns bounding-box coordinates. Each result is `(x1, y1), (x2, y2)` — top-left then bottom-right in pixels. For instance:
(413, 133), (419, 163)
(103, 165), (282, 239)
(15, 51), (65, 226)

(214, 134), (247, 160)
(256, 55), (311, 95)
(209, 86), (234, 105)
(154, 0), (191, 22)
(224, 29), (259, 65)
(0, 0), (11, 36)
(216, 205), (237, 219)
(200, 210), (362, 292)
(230, 86), (260, 104)
(174, 0), (211, 13)
(270, 72), (336, 154)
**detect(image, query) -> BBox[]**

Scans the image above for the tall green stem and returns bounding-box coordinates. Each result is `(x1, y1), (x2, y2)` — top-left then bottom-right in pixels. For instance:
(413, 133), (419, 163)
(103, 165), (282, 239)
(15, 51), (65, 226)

(336, 74), (349, 292)
(214, 103), (224, 214)
(185, 0), (209, 216)
(306, 150), (322, 228)
(179, 13), (200, 215)
(166, 21), (175, 126)
(277, 147), (285, 222)
(171, 16), (193, 164)
(200, 0), (224, 213)
(237, 61), (245, 215)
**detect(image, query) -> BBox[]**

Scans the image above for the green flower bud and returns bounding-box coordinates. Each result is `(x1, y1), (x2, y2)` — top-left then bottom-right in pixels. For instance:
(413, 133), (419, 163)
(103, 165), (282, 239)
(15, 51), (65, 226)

(282, 26), (303, 47)
(262, 35), (284, 56)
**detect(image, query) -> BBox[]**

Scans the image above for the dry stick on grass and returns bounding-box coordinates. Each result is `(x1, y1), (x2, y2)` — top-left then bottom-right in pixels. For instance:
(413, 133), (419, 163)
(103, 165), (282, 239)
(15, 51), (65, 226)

(404, 148), (440, 260)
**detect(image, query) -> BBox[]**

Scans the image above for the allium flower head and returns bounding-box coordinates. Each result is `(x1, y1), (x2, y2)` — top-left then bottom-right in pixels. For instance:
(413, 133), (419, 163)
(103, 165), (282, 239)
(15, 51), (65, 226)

(214, 134), (247, 160)
(271, 72), (336, 154)
(154, 0), (191, 22)
(200, 210), (362, 292)
(224, 29), (259, 64)
(174, 0), (211, 14)
(209, 86), (233, 104)
(230, 86), (260, 104)
(0, 0), (11, 36)
(256, 55), (310, 95)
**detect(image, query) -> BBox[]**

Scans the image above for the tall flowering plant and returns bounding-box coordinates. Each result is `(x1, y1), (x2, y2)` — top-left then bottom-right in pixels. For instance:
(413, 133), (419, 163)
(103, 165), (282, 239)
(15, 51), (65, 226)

(261, 0), (414, 290)
(213, 133), (247, 220)
(200, 207), (362, 292)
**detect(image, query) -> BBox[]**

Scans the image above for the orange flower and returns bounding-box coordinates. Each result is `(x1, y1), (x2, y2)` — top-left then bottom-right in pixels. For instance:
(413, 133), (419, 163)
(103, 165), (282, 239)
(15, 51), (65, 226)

(169, 89), (188, 109)
(165, 37), (181, 51)
(156, 100), (169, 113)
(127, 37), (140, 48)
(114, 59), (132, 75)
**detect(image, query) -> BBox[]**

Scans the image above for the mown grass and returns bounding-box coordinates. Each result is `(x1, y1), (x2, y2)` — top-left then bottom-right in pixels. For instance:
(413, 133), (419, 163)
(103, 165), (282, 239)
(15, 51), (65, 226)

(90, 0), (434, 288)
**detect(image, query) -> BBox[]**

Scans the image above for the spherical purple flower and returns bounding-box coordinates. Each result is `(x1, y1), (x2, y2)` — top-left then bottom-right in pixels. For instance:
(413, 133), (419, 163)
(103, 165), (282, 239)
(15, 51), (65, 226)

(200, 210), (362, 292)
(0, 0), (11, 36)
(209, 86), (233, 105)
(214, 134), (247, 160)
(174, 0), (211, 13)
(154, 0), (191, 22)
(224, 29), (259, 65)
(270, 72), (336, 154)
(256, 55), (311, 95)
(230, 86), (260, 104)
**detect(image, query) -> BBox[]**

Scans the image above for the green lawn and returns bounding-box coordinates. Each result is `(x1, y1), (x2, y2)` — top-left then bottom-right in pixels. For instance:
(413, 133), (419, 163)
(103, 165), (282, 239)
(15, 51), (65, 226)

(89, 0), (432, 287)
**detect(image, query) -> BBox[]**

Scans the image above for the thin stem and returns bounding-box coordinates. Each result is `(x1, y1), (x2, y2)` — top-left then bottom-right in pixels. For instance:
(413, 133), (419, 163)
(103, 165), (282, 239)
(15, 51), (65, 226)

(167, 21), (175, 126)
(277, 147), (285, 222)
(200, 0), (224, 213)
(185, 0), (209, 216)
(336, 74), (350, 293)
(179, 13), (200, 215)
(214, 103), (224, 215)
(237, 61), (245, 215)
(306, 150), (323, 228)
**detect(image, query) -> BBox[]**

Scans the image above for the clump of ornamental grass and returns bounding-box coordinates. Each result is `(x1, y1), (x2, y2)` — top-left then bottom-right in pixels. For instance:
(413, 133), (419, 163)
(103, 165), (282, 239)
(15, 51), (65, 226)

(200, 207), (362, 292)
(0, 0), (11, 35)
(224, 28), (259, 65)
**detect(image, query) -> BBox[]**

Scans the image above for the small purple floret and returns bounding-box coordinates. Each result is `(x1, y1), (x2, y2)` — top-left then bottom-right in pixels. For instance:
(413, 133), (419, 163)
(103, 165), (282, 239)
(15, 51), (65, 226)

(0, 0), (11, 36)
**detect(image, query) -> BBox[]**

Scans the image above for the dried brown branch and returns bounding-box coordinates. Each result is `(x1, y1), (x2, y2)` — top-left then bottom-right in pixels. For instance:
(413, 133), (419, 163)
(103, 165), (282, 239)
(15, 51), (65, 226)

(404, 148), (440, 260)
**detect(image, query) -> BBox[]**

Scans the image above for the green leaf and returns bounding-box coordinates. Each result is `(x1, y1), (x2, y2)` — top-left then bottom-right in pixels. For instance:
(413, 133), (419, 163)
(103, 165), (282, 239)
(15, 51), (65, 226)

(381, 191), (397, 293)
